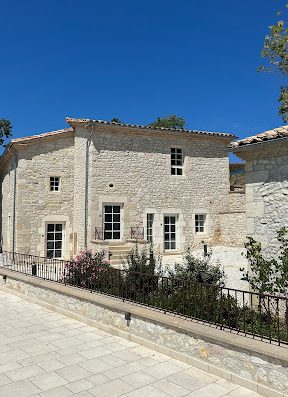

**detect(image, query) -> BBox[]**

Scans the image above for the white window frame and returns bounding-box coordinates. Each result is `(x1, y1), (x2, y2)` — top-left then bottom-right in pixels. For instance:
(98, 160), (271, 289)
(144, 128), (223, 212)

(146, 213), (154, 243)
(46, 222), (65, 259)
(195, 214), (207, 234)
(164, 214), (177, 251)
(103, 203), (123, 241)
(171, 147), (183, 176)
(50, 176), (60, 192)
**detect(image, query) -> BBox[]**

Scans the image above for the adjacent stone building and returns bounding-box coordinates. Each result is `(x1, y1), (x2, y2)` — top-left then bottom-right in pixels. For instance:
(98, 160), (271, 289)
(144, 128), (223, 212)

(230, 125), (288, 257)
(0, 117), (239, 260)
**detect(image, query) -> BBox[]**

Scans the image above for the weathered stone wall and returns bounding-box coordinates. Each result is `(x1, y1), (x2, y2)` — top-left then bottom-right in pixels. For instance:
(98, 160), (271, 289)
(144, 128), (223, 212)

(1, 272), (287, 397)
(1, 134), (75, 257)
(245, 152), (288, 257)
(0, 158), (15, 251)
(219, 192), (246, 246)
(85, 124), (231, 253)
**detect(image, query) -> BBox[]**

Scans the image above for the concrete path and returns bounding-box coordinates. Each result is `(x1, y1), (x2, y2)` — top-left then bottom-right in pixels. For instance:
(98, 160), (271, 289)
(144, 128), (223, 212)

(0, 289), (263, 397)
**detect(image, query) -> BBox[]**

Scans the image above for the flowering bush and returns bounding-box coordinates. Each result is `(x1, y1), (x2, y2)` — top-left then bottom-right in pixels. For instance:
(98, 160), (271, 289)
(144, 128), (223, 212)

(63, 249), (110, 288)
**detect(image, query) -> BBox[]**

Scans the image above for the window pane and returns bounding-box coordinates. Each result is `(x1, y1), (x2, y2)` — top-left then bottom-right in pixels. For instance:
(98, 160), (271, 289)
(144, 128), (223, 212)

(105, 214), (112, 222)
(47, 242), (54, 249)
(55, 241), (62, 249)
(113, 232), (120, 239)
(55, 233), (62, 240)
(171, 242), (176, 249)
(104, 231), (112, 239)
(113, 206), (120, 213)
(47, 233), (54, 241)
(105, 206), (112, 213)
(105, 223), (112, 231)
(55, 224), (62, 231)
(47, 250), (54, 259)
(113, 214), (120, 222)
(114, 223), (120, 231)
(171, 168), (176, 175)
(55, 250), (62, 258)
(176, 168), (183, 175)
(47, 224), (54, 232)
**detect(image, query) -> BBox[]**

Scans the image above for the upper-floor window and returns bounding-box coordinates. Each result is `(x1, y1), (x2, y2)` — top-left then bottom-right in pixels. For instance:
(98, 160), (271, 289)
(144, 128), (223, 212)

(171, 148), (183, 175)
(195, 214), (206, 233)
(50, 176), (60, 191)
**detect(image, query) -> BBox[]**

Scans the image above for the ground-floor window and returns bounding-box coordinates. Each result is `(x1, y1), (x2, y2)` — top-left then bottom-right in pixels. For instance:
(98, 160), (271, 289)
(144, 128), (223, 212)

(46, 223), (63, 258)
(147, 213), (154, 243)
(164, 215), (176, 250)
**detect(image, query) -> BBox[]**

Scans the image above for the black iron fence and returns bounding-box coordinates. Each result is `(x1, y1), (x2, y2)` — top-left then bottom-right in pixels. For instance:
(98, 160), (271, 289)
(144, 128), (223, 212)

(1, 251), (288, 346)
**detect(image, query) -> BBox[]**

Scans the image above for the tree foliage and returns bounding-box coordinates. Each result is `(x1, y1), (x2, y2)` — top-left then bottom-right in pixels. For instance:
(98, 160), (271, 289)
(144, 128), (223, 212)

(168, 248), (225, 285)
(243, 227), (288, 294)
(148, 114), (185, 129)
(259, 4), (288, 122)
(0, 118), (13, 146)
(111, 117), (123, 123)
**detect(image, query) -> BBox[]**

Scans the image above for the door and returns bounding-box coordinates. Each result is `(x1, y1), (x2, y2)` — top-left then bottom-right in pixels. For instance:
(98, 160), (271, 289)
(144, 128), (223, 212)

(46, 223), (64, 259)
(104, 205), (121, 240)
(164, 215), (176, 250)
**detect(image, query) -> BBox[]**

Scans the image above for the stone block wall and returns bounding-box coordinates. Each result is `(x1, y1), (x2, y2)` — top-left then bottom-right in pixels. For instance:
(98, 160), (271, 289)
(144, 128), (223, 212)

(245, 153), (288, 257)
(86, 124), (231, 253)
(219, 192), (246, 246)
(1, 133), (75, 257)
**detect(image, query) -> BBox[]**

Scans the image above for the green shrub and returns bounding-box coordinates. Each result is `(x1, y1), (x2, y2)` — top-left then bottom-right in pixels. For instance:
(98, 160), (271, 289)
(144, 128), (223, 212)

(167, 248), (225, 286)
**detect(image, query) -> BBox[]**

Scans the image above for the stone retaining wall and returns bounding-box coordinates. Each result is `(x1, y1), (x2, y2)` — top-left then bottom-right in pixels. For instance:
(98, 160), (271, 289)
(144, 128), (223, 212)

(0, 269), (287, 397)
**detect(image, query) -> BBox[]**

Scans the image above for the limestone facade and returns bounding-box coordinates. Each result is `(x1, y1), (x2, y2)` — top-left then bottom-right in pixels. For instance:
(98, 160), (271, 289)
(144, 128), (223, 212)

(0, 119), (241, 259)
(231, 139), (288, 257)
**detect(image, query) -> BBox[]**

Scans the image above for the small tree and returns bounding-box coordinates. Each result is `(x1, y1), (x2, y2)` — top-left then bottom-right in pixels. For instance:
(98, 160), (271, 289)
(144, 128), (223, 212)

(244, 227), (288, 294)
(0, 118), (12, 147)
(148, 115), (185, 129)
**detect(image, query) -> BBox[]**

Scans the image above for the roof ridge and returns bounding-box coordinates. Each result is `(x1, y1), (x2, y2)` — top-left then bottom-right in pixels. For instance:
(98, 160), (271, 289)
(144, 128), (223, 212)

(66, 117), (236, 138)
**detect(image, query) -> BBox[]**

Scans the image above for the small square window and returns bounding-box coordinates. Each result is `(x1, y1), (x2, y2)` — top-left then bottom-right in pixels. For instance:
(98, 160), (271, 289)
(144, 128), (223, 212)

(195, 214), (206, 233)
(50, 177), (60, 191)
(171, 148), (183, 175)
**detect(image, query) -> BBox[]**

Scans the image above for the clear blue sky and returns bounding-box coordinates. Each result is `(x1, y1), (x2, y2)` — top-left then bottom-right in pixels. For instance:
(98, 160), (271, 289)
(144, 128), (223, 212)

(1, 0), (285, 145)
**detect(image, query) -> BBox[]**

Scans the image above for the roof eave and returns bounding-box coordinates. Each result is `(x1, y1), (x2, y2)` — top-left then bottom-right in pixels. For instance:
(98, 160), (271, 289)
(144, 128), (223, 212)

(66, 117), (237, 140)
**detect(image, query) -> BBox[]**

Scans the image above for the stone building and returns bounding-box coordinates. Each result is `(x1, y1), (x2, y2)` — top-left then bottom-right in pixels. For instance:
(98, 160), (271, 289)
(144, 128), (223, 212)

(230, 125), (288, 257)
(0, 117), (240, 260)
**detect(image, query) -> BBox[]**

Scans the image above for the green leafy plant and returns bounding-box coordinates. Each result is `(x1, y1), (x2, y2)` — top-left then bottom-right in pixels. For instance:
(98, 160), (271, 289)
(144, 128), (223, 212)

(259, 3), (288, 122)
(243, 227), (288, 294)
(168, 248), (225, 286)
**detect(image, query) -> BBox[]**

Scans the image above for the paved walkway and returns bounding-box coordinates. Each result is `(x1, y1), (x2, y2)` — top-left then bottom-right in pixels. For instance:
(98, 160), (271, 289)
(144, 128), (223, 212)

(0, 289), (263, 397)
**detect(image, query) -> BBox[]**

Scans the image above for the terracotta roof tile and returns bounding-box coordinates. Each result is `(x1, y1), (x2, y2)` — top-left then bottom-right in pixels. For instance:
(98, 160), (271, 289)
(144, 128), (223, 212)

(66, 117), (236, 138)
(12, 128), (73, 143)
(229, 126), (288, 148)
